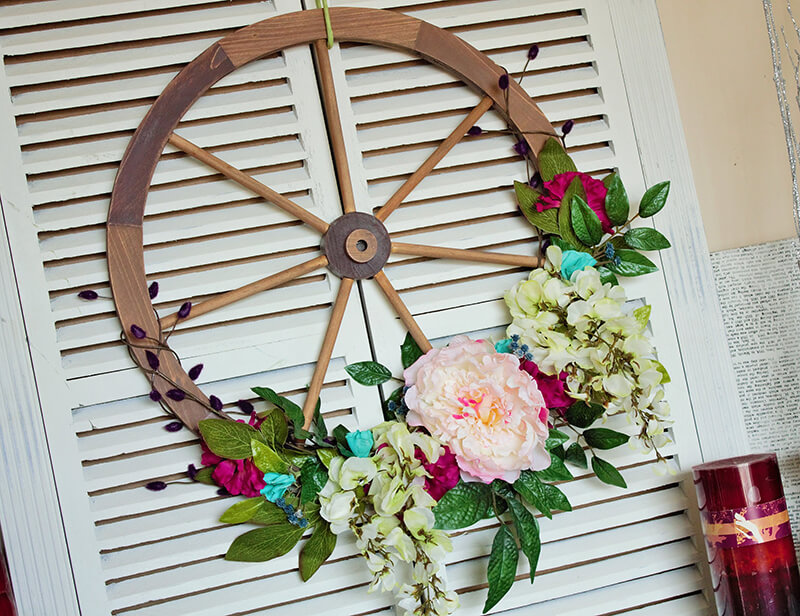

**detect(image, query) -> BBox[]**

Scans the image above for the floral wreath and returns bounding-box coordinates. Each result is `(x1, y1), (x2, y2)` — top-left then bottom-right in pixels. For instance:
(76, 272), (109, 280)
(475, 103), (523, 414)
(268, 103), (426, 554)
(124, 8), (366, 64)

(83, 43), (674, 616)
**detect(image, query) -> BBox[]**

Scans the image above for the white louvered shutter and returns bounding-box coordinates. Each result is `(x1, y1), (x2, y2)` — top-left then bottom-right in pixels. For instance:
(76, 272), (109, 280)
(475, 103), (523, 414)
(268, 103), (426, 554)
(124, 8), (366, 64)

(0, 1), (712, 615)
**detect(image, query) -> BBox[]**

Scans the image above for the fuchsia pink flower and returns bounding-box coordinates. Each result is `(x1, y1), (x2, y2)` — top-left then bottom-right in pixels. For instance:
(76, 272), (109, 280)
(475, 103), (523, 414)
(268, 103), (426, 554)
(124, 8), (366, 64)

(519, 360), (573, 411)
(415, 446), (460, 501)
(536, 171), (612, 233)
(199, 412), (267, 497)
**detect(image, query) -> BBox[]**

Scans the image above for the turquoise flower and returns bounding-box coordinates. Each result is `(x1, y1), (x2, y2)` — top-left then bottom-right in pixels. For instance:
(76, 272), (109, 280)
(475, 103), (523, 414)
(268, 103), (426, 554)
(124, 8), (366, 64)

(494, 339), (513, 354)
(345, 430), (374, 458)
(561, 250), (597, 281)
(260, 472), (295, 502)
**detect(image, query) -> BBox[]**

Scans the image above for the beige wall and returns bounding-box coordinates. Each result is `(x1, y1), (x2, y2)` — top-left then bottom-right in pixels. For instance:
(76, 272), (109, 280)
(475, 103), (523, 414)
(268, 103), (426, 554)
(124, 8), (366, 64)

(656, 0), (795, 252)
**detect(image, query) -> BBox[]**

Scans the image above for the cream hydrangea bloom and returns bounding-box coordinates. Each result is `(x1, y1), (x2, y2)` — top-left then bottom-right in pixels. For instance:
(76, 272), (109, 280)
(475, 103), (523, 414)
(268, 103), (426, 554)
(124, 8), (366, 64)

(505, 245), (672, 455)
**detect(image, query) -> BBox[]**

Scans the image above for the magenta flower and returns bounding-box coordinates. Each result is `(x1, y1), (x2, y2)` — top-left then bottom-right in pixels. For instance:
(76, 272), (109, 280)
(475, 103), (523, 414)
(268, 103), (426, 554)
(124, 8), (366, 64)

(519, 359), (573, 410)
(414, 445), (460, 501)
(536, 171), (612, 233)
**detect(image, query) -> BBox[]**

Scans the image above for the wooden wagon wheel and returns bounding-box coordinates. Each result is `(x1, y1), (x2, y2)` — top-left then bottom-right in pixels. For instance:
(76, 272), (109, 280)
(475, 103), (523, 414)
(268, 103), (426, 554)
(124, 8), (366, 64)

(107, 7), (558, 434)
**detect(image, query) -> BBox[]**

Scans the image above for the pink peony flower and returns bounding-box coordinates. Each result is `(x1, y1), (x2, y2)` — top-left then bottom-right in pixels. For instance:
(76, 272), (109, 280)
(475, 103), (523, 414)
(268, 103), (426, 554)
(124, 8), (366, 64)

(415, 445), (460, 501)
(536, 171), (612, 233)
(520, 359), (573, 410)
(404, 336), (550, 484)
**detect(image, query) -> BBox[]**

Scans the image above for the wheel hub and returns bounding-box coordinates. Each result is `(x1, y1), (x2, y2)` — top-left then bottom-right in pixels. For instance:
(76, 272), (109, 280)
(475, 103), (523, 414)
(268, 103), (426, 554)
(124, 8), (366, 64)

(321, 212), (391, 279)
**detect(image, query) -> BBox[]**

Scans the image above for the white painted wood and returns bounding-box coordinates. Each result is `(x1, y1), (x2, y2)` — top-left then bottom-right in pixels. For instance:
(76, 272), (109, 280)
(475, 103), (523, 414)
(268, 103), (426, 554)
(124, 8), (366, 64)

(0, 0), (719, 614)
(0, 183), (80, 615)
(607, 0), (749, 459)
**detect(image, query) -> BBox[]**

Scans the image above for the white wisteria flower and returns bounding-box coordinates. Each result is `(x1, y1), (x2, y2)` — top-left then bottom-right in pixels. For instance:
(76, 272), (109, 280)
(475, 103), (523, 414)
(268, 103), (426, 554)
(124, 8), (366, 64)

(504, 245), (672, 455)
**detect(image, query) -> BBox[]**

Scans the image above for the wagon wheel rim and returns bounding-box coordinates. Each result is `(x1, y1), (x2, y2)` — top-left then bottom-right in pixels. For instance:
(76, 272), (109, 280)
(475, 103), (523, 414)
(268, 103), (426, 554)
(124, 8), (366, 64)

(107, 7), (557, 433)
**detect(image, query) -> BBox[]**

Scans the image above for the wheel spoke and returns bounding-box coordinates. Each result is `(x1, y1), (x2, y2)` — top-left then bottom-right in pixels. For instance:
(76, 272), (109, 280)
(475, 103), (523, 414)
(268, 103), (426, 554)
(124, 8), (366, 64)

(374, 96), (494, 222)
(160, 255), (328, 330)
(168, 133), (329, 233)
(391, 242), (541, 268)
(372, 271), (432, 353)
(312, 40), (357, 215)
(302, 276), (354, 429)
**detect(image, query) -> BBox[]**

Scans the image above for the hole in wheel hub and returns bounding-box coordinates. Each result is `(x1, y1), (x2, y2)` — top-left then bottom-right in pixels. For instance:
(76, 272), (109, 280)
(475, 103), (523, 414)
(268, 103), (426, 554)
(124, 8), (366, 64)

(321, 212), (390, 279)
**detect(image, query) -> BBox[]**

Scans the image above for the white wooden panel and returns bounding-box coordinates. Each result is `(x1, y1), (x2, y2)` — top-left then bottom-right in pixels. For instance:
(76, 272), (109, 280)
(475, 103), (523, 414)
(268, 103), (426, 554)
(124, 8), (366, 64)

(0, 0), (717, 614)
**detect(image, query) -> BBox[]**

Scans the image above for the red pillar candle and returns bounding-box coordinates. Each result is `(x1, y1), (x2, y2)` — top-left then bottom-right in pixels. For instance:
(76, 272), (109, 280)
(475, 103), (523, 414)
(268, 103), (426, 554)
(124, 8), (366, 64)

(693, 453), (800, 615)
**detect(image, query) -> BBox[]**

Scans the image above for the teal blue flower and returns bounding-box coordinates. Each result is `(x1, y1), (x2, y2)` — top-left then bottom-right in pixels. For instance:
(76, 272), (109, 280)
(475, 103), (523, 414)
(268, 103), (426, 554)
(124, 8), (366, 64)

(345, 430), (374, 458)
(260, 472), (295, 502)
(561, 250), (597, 281)
(494, 339), (512, 353)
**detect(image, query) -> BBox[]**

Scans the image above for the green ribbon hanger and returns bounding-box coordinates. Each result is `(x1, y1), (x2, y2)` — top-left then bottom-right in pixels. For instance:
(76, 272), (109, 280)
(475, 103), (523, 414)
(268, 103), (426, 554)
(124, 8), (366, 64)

(315, 0), (334, 49)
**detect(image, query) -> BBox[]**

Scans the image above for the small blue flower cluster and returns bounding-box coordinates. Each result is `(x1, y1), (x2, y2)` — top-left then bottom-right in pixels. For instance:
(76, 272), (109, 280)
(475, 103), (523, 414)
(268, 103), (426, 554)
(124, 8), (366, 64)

(386, 386), (410, 418)
(275, 497), (308, 528)
(508, 334), (533, 361)
(605, 243), (622, 266)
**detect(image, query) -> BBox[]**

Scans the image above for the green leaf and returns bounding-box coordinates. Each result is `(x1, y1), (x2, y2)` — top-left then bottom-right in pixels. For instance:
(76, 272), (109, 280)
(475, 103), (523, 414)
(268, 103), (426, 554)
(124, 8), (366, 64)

(483, 525), (519, 612)
(515, 471), (572, 519)
(432, 481), (493, 530)
(638, 181), (670, 218)
(250, 500), (287, 525)
(331, 425), (354, 457)
(199, 418), (262, 460)
(401, 332), (424, 369)
(252, 387), (310, 439)
(251, 440), (289, 474)
(220, 497), (265, 524)
(558, 178), (589, 252)
(193, 466), (216, 485)
(596, 266), (619, 286)
(608, 235), (629, 252)
(608, 249), (659, 277)
(317, 447), (338, 469)
(550, 443), (566, 460)
(632, 305), (651, 333)
(537, 137), (577, 181)
(300, 459), (328, 504)
(541, 482), (572, 513)
(565, 401), (605, 429)
(312, 399), (327, 440)
(583, 428), (630, 450)
(514, 471), (552, 519)
(515, 181), (560, 234)
(259, 409), (289, 449)
(344, 361), (393, 386)
(653, 359), (671, 384)
(545, 428), (569, 450)
(504, 497), (541, 581)
(603, 173), (630, 226)
(550, 236), (577, 252)
(299, 521), (337, 581)
(535, 454), (573, 482)
(591, 456), (627, 488)
(225, 524), (305, 562)
(624, 227), (671, 251)
(570, 195), (603, 246)
(564, 442), (588, 469)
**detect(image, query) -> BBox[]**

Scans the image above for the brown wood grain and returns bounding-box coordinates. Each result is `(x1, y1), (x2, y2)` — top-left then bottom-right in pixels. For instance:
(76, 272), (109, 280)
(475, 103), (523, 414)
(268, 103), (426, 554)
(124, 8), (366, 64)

(391, 242), (543, 268)
(168, 133), (329, 233)
(372, 271), (432, 353)
(313, 39), (357, 215)
(160, 255), (329, 330)
(375, 96), (494, 222)
(301, 277), (354, 430)
(107, 6), (559, 433)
